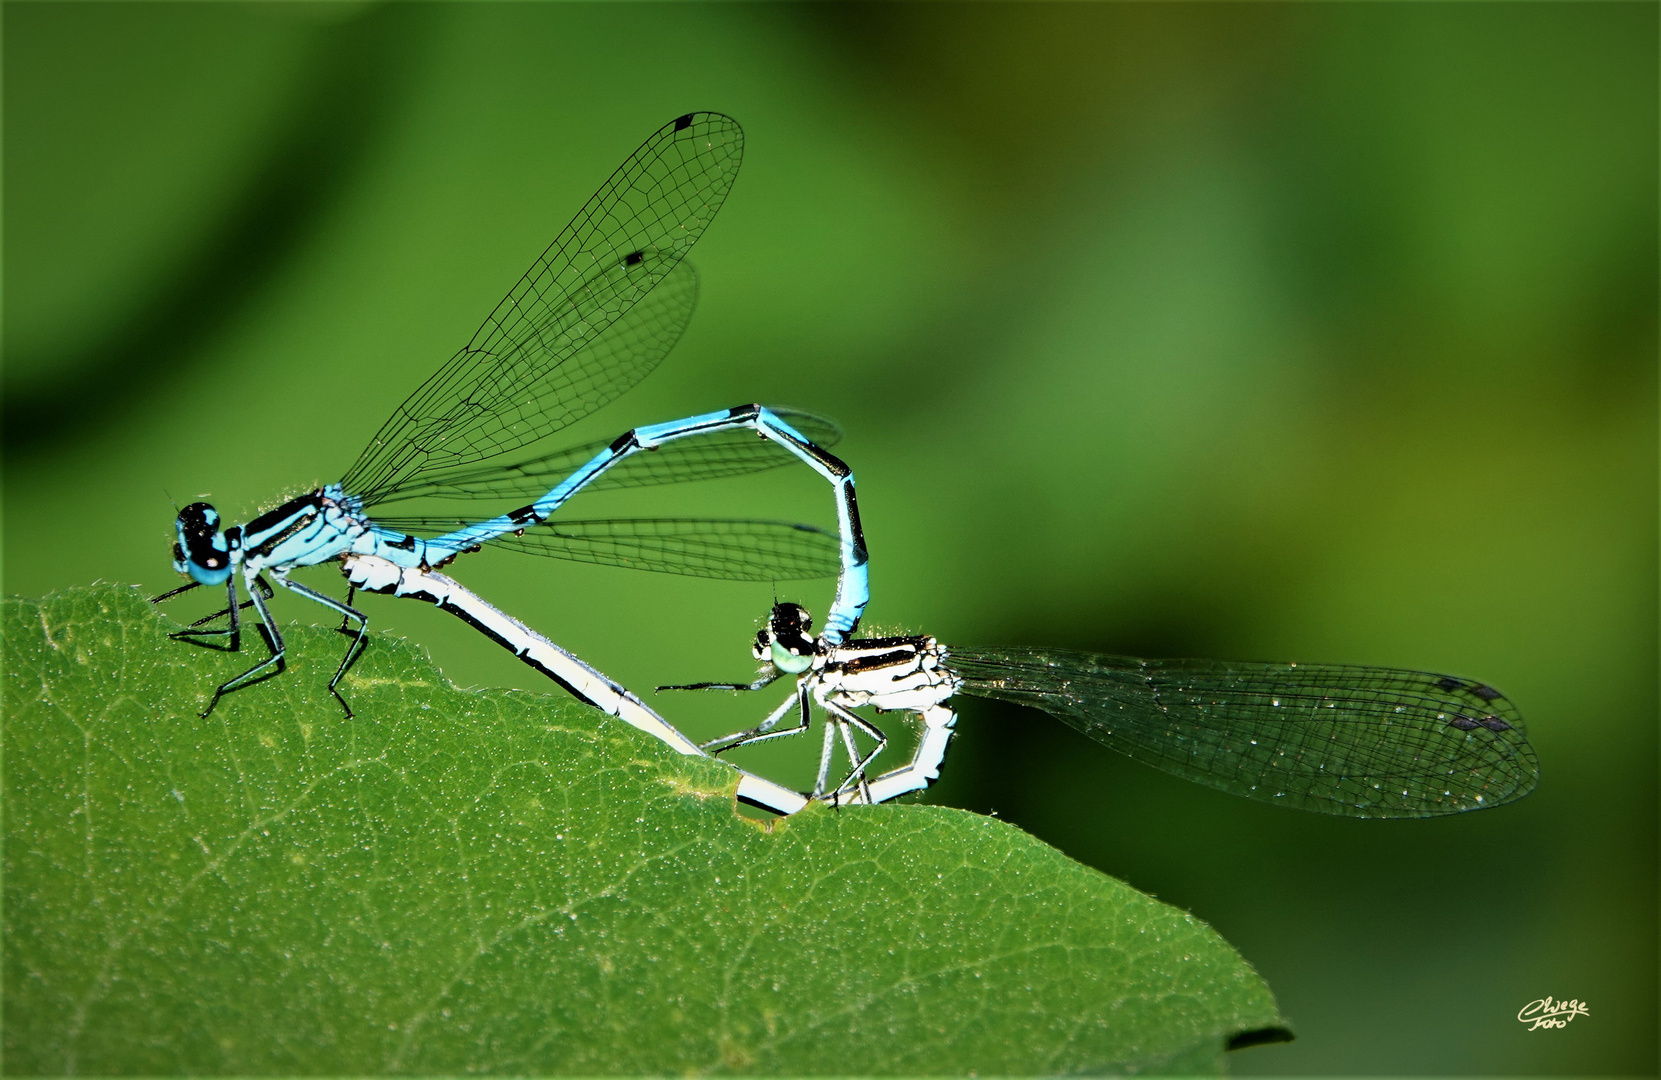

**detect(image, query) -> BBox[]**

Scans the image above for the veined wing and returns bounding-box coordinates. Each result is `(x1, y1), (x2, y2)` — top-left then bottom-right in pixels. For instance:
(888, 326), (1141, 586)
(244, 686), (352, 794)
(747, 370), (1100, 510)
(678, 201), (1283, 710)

(343, 113), (743, 505)
(948, 646), (1538, 818)
(373, 406), (844, 505)
(375, 517), (841, 582)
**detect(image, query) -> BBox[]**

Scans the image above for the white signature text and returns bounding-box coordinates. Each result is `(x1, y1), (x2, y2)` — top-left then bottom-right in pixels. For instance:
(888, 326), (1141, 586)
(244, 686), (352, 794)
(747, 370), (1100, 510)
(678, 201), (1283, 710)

(1517, 996), (1589, 1030)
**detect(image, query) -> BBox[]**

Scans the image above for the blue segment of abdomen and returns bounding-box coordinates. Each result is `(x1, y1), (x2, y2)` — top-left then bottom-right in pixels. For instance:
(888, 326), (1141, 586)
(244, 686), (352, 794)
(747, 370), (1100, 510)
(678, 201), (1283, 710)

(409, 432), (637, 562)
(341, 406), (873, 643)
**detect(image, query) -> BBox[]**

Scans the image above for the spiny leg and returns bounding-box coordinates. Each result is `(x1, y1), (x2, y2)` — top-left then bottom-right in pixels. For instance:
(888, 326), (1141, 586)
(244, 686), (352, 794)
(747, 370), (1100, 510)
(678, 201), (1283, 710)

(201, 573), (286, 717)
(273, 573), (369, 719)
(700, 685), (809, 754)
(168, 577), (243, 651)
(658, 671), (782, 694)
(151, 581), (201, 604)
(812, 713), (838, 797)
(824, 721), (868, 806)
(823, 698), (886, 801)
(831, 719), (874, 805)
(180, 574), (275, 634)
(338, 582), (356, 635)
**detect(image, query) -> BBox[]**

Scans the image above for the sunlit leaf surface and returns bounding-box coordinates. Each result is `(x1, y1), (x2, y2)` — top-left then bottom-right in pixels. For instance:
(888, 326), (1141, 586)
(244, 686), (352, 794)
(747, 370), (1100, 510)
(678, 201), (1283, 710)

(4, 585), (1286, 1074)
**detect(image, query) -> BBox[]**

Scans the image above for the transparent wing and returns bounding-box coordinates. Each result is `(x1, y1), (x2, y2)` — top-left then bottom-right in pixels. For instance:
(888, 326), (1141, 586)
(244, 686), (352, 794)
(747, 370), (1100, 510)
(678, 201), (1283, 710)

(342, 113), (743, 505)
(375, 517), (840, 582)
(371, 406), (843, 506)
(948, 646), (1539, 818)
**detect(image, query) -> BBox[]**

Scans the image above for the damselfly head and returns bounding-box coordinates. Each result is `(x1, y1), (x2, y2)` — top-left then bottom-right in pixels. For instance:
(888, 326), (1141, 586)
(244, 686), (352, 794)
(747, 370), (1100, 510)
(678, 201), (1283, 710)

(173, 502), (234, 586)
(754, 602), (816, 674)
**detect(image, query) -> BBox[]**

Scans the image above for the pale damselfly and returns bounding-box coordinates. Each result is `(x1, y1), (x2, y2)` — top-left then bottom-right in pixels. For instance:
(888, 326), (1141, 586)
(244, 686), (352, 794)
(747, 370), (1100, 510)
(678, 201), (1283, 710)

(667, 603), (1539, 818)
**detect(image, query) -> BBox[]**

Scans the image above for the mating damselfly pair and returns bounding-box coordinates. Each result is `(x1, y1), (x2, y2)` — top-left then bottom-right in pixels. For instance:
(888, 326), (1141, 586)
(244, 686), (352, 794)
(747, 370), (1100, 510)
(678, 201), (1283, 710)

(159, 112), (1538, 820)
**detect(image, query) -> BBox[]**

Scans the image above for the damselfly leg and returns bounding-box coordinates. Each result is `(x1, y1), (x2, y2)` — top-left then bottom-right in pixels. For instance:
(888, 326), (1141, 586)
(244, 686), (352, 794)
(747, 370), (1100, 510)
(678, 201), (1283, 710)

(158, 574), (276, 646)
(271, 572), (370, 718)
(161, 568), (367, 719)
(819, 695), (885, 801)
(694, 684), (809, 754)
(196, 571), (286, 718)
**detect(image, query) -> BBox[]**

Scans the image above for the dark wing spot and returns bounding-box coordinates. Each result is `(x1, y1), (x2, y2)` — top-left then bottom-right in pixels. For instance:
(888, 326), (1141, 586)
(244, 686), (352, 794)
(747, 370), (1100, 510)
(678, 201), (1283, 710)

(674, 114), (693, 131)
(1480, 716), (1514, 732)
(1471, 683), (1503, 701)
(624, 250), (644, 267)
(1437, 675), (1467, 692)
(1447, 715), (1483, 731)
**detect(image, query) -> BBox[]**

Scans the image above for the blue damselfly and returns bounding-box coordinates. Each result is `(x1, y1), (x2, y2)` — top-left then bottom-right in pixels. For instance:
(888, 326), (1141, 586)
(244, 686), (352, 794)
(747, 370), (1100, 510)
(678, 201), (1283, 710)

(160, 113), (869, 720)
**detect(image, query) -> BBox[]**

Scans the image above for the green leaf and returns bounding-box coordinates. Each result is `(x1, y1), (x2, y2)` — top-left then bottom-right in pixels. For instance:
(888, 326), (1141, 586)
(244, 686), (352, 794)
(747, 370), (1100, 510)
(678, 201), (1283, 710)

(4, 584), (1288, 1074)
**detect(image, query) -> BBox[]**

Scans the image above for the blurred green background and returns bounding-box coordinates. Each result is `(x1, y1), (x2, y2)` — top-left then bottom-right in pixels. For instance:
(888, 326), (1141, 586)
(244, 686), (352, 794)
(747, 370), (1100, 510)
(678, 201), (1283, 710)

(4, 3), (1655, 1073)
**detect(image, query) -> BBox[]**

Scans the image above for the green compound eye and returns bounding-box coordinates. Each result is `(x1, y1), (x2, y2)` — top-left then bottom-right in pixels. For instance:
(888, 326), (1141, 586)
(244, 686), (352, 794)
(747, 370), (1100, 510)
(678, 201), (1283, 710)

(772, 641), (813, 674)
